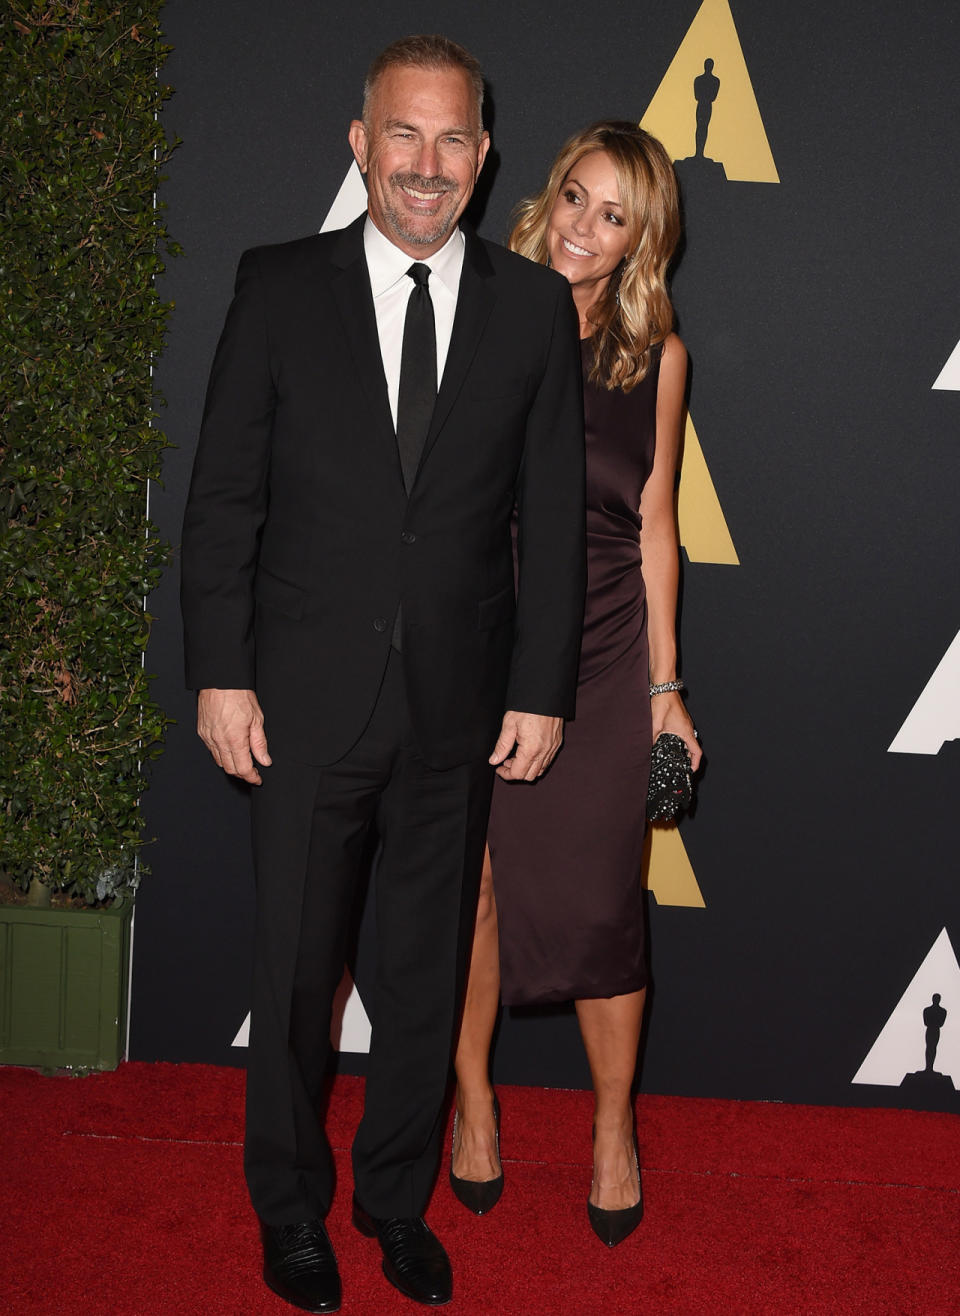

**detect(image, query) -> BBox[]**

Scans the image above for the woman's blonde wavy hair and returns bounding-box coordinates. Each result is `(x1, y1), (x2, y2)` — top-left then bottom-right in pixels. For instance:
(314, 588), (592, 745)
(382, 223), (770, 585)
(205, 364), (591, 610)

(509, 121), (681, 392)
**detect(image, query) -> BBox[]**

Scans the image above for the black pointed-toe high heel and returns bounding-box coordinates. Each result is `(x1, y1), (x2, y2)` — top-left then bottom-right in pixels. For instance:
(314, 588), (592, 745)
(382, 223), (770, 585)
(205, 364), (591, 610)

(587, 1129), (644, 1247)
(449, 1094), (504, 1215)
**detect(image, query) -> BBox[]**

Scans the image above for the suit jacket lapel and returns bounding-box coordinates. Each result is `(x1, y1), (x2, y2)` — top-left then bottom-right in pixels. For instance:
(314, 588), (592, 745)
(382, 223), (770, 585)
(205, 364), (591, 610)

(329, 215), (398, 457)
(416, 226), (496, 479)
(329, 217), (496, 492)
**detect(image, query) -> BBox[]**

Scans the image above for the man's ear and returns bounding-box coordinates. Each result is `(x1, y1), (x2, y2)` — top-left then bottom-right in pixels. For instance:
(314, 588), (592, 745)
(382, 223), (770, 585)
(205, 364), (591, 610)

(476, 131), (491, 177)
(348, 120), (368, 173)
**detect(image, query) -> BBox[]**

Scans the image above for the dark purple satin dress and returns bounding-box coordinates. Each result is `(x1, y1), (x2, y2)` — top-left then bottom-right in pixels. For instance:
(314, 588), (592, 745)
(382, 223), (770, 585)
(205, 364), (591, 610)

(489, 342), (660, 1005)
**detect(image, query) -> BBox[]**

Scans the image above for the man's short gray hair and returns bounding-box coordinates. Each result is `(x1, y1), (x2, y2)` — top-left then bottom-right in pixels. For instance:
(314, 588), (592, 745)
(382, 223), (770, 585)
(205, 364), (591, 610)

(362, 34), (485, 134)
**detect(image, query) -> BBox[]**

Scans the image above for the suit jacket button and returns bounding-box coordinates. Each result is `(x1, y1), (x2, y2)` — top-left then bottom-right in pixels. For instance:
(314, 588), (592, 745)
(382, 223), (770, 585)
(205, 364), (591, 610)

(373, 617), (387, 633)
(400, 530), (416, 544)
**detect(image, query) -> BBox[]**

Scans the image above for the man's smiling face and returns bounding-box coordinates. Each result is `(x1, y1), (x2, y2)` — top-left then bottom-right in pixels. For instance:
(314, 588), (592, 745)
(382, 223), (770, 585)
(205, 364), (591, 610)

(349, 64), (489, 258)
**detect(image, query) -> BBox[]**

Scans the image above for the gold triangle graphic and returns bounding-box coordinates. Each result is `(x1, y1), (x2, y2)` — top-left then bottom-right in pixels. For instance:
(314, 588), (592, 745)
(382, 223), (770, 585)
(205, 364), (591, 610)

(677, 413), (739, 564)
(640, 0), (779, 183)
(643, 822), (705, 907)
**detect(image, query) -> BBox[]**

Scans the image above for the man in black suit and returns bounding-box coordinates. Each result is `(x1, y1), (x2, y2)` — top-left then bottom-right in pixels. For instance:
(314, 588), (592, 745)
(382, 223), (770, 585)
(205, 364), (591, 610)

(181, 34), (584, 1312)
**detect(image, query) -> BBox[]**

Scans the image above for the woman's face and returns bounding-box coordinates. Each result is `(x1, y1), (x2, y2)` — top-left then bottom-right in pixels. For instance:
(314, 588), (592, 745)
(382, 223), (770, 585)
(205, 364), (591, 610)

(546, 150), (633, 294)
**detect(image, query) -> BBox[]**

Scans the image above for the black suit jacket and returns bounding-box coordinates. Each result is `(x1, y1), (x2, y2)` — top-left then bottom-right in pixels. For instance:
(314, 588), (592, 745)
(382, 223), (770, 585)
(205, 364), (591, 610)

(181, 215), (586, 769)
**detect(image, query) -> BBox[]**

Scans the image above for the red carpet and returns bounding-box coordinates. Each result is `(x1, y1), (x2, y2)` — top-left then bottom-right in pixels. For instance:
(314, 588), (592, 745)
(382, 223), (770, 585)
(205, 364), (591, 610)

(2, 1063), (958, 1313)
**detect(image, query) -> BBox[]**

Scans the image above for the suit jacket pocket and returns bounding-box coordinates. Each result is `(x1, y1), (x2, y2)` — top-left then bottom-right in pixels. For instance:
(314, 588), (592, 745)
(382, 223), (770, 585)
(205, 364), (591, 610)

(478, 584), (515, 630)
(254, 566), (306, 620)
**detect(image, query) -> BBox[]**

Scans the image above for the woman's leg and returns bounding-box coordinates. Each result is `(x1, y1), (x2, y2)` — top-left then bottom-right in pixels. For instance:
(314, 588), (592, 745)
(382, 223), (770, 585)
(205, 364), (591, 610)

(451, 846), (502, 1181)
(574, 990), (646, 1209)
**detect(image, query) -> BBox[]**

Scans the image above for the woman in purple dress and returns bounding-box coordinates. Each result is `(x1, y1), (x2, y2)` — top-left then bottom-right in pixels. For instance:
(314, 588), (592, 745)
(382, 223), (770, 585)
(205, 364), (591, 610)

(450, 123), (702, 1245)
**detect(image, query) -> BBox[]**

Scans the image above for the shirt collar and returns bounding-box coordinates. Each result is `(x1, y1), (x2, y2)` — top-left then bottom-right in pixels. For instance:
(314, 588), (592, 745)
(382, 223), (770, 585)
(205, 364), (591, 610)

(363, 216), (464, 298)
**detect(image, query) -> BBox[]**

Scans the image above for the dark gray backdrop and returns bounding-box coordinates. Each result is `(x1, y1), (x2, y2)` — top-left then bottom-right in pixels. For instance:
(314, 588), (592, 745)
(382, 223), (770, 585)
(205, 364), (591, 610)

(132, 0), (960, 1112)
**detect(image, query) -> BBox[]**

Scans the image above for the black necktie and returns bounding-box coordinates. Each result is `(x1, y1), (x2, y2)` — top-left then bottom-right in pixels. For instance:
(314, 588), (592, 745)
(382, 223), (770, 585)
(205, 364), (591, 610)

(395, 262), (436, 495)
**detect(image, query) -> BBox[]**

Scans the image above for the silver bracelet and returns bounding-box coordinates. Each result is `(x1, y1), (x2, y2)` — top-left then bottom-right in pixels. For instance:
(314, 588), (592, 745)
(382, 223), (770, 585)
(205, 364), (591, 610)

(649, 679), (685, 697)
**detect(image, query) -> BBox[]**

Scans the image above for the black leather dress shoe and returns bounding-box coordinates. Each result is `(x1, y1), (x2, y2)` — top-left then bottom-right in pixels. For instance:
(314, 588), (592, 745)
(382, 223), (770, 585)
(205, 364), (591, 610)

(261, 1218), (341, 1313)
(352, 1197), (452, 1306)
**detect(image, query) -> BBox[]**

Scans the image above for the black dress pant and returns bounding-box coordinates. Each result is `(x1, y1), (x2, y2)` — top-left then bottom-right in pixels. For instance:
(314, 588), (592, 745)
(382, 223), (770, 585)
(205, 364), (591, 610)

(244, 650), (494, 1222)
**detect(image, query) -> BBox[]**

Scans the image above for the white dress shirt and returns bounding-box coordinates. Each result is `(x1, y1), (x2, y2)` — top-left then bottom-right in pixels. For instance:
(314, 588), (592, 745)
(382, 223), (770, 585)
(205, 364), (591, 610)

(363, 217), (464, 430)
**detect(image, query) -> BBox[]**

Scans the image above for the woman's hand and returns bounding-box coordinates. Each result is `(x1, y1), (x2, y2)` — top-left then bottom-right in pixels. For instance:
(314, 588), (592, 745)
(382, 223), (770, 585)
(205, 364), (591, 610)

(651, 690), (702, 772)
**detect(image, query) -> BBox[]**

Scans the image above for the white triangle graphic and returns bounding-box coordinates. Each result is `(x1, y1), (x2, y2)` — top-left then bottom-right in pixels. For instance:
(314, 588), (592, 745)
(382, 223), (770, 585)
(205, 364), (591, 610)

(230, 969), (372, 1054)
(330, 968), (372, 1053)
(852, 928), (960, 1087)
(932, 338), (960, 390)
(319, 162), (367, 232)
(888, 628), (960, 755)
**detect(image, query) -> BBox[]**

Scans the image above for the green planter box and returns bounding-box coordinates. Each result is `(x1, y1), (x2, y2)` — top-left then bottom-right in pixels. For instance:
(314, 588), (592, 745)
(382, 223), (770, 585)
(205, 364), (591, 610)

(0, 902), (133, 1071)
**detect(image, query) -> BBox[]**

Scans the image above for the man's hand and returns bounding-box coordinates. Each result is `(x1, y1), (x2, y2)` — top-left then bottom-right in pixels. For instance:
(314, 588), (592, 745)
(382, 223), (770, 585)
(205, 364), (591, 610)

(197, 688), (271, 785)
(489, 710), (563, 782)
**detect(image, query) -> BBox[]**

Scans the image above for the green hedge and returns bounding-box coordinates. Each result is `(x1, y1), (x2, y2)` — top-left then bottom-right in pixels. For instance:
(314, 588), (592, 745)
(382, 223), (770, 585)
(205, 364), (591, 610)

(1, 3), (177, 904)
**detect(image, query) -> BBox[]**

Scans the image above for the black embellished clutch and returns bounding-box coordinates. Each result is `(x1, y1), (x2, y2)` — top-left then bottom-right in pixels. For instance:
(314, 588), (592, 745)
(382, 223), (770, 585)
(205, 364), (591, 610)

(646, 733), (693, 822)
